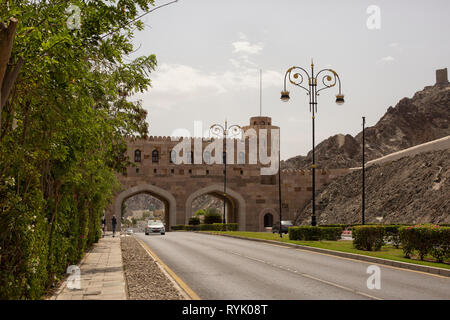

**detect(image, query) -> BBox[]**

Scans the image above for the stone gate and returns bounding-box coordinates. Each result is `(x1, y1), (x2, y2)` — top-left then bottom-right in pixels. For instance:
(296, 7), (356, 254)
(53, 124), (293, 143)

(105, 116), (349, 231)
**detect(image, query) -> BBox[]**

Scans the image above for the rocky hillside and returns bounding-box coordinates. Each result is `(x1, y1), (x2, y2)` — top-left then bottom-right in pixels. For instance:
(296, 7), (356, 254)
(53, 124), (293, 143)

(295, 149), (449, 225)
(282, 82), (450, 169)
(123, 193), (223, 217)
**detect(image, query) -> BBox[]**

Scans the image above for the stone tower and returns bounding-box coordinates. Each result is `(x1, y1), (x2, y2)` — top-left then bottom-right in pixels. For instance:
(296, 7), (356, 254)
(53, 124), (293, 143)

(436, 68), (448, 85)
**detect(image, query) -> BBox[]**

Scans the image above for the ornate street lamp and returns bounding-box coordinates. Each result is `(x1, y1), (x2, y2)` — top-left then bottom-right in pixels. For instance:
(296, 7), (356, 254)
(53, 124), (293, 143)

(210, 120), (242, 224)
(281, 60), (344, 226)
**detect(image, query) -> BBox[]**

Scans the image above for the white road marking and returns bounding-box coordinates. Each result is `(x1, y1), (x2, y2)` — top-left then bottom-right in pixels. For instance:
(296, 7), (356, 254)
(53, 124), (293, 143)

(228, 249), (383, 300)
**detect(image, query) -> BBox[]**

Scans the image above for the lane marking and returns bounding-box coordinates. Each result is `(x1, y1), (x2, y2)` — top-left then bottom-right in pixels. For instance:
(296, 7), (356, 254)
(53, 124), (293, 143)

(135, 237), (201, 300)
(228, 250), (383, 300)
(219, 235), (449, 280)
(291, 247), (450, 280)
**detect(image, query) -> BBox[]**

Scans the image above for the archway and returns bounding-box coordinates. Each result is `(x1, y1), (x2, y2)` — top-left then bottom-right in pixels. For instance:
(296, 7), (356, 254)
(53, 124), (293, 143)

(113, 184), (177, 231)
(258, 208), (278, 232)
(185, 184), (246, 231)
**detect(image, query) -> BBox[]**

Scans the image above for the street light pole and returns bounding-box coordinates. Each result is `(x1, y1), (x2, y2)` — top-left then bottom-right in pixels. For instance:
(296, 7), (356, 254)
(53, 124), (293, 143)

(281, 60), (344, 226)
(278, 135), (282, 238)
(210, 121), (242, 225)
(362, 116), (366, 225)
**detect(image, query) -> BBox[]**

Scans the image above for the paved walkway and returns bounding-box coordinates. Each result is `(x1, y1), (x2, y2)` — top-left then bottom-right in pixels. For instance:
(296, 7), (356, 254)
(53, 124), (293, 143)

(50, 232), (127, 300)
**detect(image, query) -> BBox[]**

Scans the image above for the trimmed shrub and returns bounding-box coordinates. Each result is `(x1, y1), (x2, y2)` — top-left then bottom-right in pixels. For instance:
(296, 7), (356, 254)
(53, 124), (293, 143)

(289, 226), (321, 241)
(320, 227), (343, 240)
(289, 226), (343, 241)
(188, 216), (200, 225)
(171, 225), (185, 231)
(352, 225), (385, 251)
(399, 225), (450, 262)
(198, 223), (238, 231)
(204, 209), (223, 224)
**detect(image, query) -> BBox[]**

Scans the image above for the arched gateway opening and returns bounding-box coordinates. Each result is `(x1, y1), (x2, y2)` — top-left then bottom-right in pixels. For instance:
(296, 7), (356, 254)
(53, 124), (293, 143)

(185, 184), (246, 231)
(113, 184), (176, 231)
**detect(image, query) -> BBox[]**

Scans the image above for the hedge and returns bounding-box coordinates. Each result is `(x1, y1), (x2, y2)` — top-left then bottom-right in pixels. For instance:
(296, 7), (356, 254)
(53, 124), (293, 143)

(289, 226), (342, 241)
(188, 216), (200, 225)
(399, 225), (450, 262)
(352, 225), (385, 251)
(171, 223), (238, 232)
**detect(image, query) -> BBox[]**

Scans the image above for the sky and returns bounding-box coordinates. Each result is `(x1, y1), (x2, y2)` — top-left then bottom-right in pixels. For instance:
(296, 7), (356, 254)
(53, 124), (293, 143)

(129, 0), (450, 160)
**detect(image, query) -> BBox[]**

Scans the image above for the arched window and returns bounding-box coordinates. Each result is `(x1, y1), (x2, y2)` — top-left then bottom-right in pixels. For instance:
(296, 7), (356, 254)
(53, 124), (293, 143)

(134, 149), (141, 163)
(170, 150), (176, 164)
(204, 151), (211, 164)
(264, 213), (273, 228)
(152, 149), (159, 163)
(238, 152), (245, 164)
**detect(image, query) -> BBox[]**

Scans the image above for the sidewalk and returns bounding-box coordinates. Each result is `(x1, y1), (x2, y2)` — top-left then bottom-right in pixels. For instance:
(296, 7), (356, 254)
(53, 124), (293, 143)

(50, 232), (127, 300)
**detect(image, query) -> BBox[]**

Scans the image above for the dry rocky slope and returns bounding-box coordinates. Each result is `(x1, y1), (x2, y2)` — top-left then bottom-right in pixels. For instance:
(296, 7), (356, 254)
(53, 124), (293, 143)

(282, 82), (450, 170)
(295, 149), (449, 225)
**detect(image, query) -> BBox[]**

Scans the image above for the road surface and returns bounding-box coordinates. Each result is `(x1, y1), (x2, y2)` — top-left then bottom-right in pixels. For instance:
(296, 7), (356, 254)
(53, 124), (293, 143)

(135, 232), (450, 300)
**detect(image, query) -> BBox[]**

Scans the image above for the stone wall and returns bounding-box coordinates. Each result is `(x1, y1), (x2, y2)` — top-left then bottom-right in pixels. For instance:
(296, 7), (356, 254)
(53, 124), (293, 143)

(105, 116), (350, 232)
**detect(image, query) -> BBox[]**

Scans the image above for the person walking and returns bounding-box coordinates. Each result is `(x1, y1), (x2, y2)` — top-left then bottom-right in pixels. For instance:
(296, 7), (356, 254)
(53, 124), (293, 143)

(101, 216), (106, 238)
(112, 215), (117, 237)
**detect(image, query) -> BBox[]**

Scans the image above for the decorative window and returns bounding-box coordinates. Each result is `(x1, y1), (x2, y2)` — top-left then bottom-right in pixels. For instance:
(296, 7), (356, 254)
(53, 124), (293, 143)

(152, 149), (159, 163)
(264, 213), (273, 228)
(134, 149), (141, 162)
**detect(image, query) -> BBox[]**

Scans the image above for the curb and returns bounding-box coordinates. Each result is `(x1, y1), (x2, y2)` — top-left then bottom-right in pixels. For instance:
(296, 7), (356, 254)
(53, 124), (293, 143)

(195, 232), (450, 278)
(134, 236), (201, 300)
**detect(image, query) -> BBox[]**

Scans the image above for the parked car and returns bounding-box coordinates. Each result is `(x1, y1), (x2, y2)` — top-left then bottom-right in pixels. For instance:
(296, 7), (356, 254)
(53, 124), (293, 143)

(272, 220), (294, 234)
(126, 229), (134, 235)
(145, 220), (165, 235)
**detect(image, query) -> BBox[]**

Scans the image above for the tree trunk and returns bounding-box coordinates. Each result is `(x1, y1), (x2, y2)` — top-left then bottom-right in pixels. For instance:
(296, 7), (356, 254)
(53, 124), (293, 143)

(0, 17), (22, 131)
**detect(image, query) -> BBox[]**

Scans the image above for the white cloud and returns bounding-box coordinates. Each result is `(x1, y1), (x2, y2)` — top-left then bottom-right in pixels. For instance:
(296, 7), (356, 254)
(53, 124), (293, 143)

(232, 41), (263, 55)
(133, 63), (283, 110)
(381, 56), (395, 62)
(389, 42), (399, 48)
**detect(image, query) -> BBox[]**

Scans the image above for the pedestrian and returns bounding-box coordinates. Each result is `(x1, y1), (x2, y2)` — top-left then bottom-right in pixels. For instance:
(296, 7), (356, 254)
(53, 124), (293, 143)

(112, 215), (117, 237)
(101, 216), (106, 238)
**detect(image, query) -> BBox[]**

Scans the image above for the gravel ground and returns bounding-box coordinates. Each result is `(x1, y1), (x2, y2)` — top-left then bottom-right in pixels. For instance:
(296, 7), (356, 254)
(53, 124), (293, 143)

(121, 235), (184, 300)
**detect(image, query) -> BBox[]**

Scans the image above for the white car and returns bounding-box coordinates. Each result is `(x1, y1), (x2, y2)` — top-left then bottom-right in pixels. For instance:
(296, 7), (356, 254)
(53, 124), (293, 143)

(145, 220), (165, 235)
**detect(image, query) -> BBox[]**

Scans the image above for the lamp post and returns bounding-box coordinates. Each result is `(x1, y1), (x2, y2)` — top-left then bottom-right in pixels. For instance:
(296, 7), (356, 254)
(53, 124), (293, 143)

(210, 120), (242, 224)
(281, 60), (344, 226)
(362, 116), (366, 225)
(278, 135), (282, 238)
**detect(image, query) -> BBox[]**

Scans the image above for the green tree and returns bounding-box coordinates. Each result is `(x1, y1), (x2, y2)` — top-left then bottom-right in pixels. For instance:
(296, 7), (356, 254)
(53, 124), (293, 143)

(0, 0), (165, 299)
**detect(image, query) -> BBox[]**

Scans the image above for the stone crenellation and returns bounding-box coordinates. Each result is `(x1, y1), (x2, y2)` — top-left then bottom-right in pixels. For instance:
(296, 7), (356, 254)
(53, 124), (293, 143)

(105, 116), (350, 232)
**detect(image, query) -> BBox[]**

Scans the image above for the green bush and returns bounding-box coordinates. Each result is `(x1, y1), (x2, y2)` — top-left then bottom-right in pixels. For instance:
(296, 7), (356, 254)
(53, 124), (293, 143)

(198, 223), (238, 231)
(320, 227), (343, 240)
(188, 216), (200, 225)
(204, 209), (223, 224)
(399, 225), (450, 262)
(352, 225), (385, 251)
(289, 226), (343, 241)
(171, 225), (185, 231)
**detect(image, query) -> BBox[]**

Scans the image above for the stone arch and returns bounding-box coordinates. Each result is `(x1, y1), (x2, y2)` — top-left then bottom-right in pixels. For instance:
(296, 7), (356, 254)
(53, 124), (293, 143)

(258, 207), (278, 232)
(113, 184), (177, 230)
(185, 184), (246, 231)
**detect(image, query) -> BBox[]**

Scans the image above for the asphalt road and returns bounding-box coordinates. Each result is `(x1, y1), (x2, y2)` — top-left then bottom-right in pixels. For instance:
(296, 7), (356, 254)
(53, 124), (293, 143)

(135, 232), (450, 300)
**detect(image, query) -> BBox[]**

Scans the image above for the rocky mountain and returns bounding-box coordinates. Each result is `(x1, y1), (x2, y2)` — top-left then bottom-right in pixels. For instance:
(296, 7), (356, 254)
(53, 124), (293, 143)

(123, 193), (223, 218)
(295, 149), (449, 225)
(282, 82), (450, 169)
